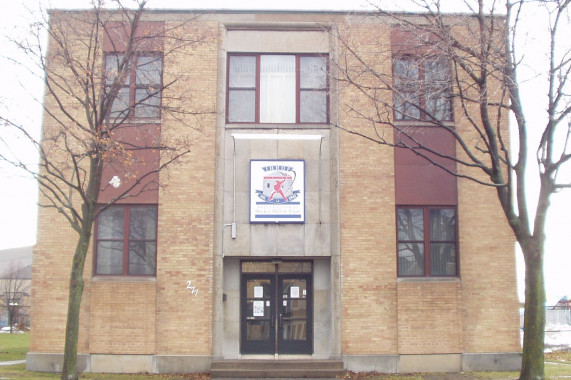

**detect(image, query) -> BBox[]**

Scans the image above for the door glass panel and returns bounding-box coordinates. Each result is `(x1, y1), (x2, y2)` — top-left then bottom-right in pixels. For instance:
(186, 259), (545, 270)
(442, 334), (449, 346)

(281, 279), (307, 299)
(280, 279), (308, 342)
(244, 278), (273, 343)
(246, 320), (271, 341)
(283, 299), (307, 318)
(246, 279), (271, 298)
(282, 320), (307, 340)
(246, 300), (272, 318)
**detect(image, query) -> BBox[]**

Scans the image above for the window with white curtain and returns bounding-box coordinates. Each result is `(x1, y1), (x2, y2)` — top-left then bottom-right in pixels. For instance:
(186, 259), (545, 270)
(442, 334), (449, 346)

(227, 54), (328, 124)
(260, 55), (296, 123)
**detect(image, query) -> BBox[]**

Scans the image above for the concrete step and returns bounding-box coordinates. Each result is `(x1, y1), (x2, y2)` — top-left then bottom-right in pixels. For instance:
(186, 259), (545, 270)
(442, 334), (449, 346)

(210, 359), (345, 378)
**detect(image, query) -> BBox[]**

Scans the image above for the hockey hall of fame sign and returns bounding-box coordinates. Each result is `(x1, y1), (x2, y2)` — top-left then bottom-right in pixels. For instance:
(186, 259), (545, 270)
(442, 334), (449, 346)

(250, 160), (305, 223)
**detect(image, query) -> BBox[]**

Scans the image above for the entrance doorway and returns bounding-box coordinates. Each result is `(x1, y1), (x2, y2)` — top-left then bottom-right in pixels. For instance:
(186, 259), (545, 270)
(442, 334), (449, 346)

(240, 261), (313, 354)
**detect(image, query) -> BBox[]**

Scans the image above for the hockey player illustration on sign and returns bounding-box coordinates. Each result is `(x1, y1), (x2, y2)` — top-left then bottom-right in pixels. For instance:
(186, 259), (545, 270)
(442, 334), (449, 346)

(269, 178), (288, 202)
(259, 170), (298, 203)
(256, 167), (300, 204)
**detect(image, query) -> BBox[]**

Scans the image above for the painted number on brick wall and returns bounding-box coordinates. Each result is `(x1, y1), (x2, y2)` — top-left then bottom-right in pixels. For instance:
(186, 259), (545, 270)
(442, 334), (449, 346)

(186, 280), (199, 298)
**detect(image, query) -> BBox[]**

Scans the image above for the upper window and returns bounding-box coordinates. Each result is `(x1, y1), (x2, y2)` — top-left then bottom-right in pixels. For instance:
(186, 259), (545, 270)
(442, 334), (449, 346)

(105, 54), (163, 119)
(393, 57), (452, 122)
(397, 206), (457, 277)
(227, 54), (329, 124)
(95, 205), (157, 276)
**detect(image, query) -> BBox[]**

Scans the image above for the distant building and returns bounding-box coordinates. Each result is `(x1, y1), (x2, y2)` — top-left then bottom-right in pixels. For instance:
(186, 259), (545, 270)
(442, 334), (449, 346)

(28, 9), (521, 375)
(0, 246), (33, 274)
(552, 297), (571, 310)
(0, 262), (31, 328)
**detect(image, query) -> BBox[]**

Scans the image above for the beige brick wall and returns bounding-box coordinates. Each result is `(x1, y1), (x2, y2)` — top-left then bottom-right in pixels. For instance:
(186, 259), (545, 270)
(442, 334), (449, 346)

(30, 209), (79, 353)
(338, 131), (398, 355)
(89, 281), (156, 354)
(397, 281), (463, 354)
(337, 21), (397, 356)
(458, 178), (521, 353)
(30, 205), (94, 354)
(153, 20), (218, 355)
(337, 20), (399, 349)
(453, 21), (521, 353)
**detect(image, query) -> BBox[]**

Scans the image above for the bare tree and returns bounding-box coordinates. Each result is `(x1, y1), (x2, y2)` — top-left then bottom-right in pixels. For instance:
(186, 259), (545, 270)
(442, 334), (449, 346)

(0, 1), (211, 379)
(332, 1), (570, 379)
(0, 262), (30, 333)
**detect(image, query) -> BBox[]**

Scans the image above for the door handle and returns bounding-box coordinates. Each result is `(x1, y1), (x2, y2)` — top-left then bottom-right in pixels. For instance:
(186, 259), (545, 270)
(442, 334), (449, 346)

(279, 313), (283, 328)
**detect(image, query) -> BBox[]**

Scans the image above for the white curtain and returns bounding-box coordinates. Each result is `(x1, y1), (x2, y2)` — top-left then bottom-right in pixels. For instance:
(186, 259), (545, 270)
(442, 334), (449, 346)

(260, 55), (296, 123)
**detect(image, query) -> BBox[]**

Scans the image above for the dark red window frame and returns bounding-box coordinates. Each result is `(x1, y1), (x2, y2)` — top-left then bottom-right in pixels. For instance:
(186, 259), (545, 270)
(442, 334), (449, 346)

(393, 56), (453, 122)
(105, 52), (163, 120)
(226, 53), (329, 124)
(94, 204), (158, 277)
(396, 205), (458, 277)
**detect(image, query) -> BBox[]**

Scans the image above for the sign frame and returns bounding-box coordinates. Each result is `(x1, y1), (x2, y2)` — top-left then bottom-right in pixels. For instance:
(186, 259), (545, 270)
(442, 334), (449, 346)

(249, 159), (305, 224)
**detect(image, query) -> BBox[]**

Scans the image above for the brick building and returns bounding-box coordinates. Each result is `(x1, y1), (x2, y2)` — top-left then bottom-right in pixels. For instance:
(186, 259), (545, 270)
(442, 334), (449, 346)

(28, 9), (521, 375)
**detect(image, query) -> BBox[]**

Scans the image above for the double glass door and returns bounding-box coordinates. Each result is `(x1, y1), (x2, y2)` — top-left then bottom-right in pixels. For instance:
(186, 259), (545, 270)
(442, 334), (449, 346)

(240, 263), (312, 354)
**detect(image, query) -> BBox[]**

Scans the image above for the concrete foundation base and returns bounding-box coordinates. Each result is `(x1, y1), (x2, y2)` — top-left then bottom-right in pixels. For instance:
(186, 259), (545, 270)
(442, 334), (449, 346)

(341, 352), (522, 373)
(462, 352), (522, 372)
(26, 353), (211, 374)
(26, 352), (521, 374)
(399, 354), (462, 373)
(26, 353), (90, 373)
(343, 355), (399, 373)
(90, 354), (154, 373)
(155, 355), (212, 373)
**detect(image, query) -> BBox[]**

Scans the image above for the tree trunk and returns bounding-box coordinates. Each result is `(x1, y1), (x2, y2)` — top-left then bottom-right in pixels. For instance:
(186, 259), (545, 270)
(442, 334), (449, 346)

(60, 229), (91, 380)
(519, 244), (546, 380)
(8, 307), (13, 334)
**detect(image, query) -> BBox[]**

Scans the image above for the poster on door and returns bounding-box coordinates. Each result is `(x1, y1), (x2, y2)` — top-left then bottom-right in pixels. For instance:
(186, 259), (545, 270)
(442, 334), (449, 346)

(253, 301), (265, 317)
(250, 160), (305, 223)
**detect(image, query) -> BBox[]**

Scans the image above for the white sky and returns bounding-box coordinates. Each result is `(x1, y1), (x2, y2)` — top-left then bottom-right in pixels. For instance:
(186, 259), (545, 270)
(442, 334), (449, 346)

(0, 0), (569, 305)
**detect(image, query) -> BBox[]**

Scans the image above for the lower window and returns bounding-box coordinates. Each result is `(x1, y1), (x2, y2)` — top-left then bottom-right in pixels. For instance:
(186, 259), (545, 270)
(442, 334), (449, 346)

(397, 206), (457, 277)
(95, 205), (157, 276)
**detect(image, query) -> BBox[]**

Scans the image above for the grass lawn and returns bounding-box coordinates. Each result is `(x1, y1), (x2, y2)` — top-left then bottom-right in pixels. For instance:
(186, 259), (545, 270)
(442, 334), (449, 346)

(0, 364), (205, 379)
(1, 332), (570, 379)
(0, 332), (29, 361)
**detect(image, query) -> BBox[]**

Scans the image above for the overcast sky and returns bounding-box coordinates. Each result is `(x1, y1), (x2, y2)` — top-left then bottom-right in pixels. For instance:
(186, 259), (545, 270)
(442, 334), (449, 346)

(0, 0), (569, 305)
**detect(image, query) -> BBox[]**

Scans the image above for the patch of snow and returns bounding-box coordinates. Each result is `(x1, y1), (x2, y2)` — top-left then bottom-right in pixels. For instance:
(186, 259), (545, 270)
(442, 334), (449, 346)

(545, 324), (571, 350)
(521, 323), (571, 351)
